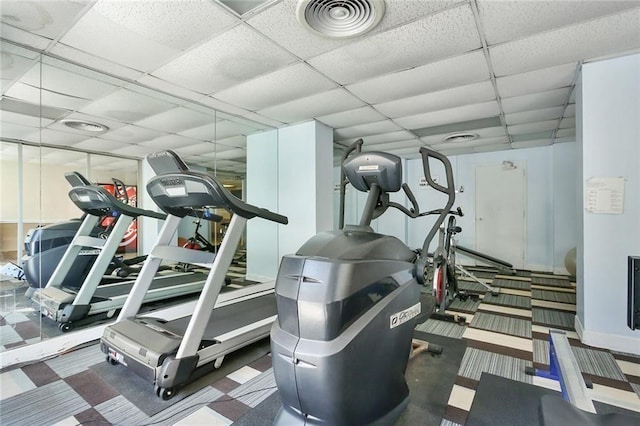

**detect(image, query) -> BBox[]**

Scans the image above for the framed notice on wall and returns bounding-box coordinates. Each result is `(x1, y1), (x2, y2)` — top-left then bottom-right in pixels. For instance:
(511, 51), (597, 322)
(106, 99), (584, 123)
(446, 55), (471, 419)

(585, 177), (625, 214)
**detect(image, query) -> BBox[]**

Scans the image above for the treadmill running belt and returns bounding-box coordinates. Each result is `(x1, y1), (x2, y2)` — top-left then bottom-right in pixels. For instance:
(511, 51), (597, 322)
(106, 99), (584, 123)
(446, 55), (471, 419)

(91, 272), (207, 299)
(160, 293), (277, 340)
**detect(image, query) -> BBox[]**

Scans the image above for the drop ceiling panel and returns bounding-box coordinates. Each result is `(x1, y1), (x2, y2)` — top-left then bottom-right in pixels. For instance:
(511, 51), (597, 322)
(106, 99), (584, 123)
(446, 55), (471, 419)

(49, 43), (145, 81)
(511, 139), (552, 149)
(247, 0), (459, 59)
(101, 125), (169, 144)
(0, 122), (39, 140)
(60, 9), (180, 72)
(375, 81), (495, 118)
(80, 88), (177, 122)
(505, 106), (565, 126)
(394, 101), (500, 130)
(0, 0), (89, 39)
(317, 106), (386, 129)
(213, 62), (337, 111)
(72, 138), (129, 152)
(139, 134), (202, 149)
(213, 120), (262, 139)
(257, 88), (364, 123)
(24, 128), (88, 146)
(0, 23), (51, 51)
(135, 107), (215, 133)
(111, 144), (160, 158)
(1, 110), (50, 128)
(211, 148), (246, 160)
(20, 63), (119, 101)
(334, 120), (405, 140)
(490, 8), (640, 76)
(308, 4), (482, 84)
(346, 50), (490, 104)
(508, 120), (559, 135)
(477, 0), (639, 45)
(495, 63), (578, 98)
(556, 128), (576, 138)
(0, 48), (38, 84)
(564, 104), (576, 117)
(560, 117), (576, 129)
(473, 143), (512, 153)
(430, 136), (509, 151)
(90, 0), (238, 51)
(362, 140), (422, 151)
(216, 136), (246, 148)
(151, 24), (297, 94)
(420, 126), (506, 145)
(176, 142), (218, 155)
(336, 130), (416, 145)
(501, 88), (570, 114)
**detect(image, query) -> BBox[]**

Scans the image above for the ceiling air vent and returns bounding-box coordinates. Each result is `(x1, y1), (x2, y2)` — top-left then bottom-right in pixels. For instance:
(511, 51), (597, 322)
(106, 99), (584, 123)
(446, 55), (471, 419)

(296, 0), (385, 39)
(61, 119), (109, 133)
(442, 132), (479, 143)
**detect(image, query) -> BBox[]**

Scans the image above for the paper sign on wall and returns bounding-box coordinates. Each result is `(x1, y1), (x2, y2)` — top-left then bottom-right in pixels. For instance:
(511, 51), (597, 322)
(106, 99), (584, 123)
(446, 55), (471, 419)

(585, 177), (625, 214)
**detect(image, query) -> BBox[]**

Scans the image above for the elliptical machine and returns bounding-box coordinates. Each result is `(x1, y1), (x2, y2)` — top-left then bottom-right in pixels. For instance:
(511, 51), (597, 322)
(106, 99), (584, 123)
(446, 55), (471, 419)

(271, 143), (447, 425)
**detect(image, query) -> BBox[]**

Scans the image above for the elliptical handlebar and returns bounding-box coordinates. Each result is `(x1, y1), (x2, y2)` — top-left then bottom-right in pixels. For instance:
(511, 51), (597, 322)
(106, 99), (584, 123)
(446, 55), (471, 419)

(338, 139), (364, 230)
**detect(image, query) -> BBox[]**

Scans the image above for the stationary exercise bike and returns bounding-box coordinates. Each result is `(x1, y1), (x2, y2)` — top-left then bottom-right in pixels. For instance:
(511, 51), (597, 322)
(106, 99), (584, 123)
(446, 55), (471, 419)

(271, 144), (449, 425)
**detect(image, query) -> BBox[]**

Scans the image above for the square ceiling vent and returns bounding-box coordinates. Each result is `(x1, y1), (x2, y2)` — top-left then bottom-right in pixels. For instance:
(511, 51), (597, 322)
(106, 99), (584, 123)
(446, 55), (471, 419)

(215, 0), (281, 17)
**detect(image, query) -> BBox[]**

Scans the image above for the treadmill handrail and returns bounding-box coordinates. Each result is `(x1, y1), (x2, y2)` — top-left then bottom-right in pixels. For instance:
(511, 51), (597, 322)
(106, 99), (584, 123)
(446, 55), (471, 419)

(148, 171), (289, 224)
(68, 186), (166, 220)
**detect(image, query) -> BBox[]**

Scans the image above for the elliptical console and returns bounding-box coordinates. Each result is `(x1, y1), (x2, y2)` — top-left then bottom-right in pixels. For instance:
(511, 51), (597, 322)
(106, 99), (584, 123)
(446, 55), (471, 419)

(271, 148), (423, 425)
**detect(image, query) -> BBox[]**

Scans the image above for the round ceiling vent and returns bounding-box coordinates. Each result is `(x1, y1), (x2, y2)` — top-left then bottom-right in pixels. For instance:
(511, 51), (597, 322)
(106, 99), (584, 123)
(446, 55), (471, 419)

(296, 0), (386, 39)
(442, 132), (479, 143)
(61, 119), (109, 133)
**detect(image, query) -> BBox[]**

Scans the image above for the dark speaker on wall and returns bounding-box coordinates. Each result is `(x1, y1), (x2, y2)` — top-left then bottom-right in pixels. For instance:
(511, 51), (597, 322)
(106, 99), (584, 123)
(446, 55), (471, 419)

(628, 256), (640, 330)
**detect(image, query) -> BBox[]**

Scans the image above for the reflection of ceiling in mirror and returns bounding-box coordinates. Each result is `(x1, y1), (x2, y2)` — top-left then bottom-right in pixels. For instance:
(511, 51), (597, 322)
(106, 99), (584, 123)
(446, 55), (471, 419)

(0, 43), (270, 176)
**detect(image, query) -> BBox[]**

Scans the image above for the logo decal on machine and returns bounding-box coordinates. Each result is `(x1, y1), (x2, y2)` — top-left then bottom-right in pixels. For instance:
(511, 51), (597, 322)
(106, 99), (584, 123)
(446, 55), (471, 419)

(390, 302), (421, 329)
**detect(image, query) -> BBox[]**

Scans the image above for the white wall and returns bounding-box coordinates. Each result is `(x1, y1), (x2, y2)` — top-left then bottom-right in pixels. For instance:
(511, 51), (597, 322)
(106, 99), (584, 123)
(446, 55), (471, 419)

(577, 53), (640, 354)
(246, 121), (333, 282)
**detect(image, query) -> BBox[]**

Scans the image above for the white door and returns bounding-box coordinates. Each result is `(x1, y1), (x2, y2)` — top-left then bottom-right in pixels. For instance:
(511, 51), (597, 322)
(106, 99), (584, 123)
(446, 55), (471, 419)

(475, 163), (525, 270)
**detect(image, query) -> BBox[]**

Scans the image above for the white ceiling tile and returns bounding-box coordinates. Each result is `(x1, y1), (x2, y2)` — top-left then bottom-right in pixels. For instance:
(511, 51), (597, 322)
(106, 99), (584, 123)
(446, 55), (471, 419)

(490, 8), (640, 76)
(139, 134), (202, 149)
(0, 48), (38, 85)
(554, 136), (576, 144)
(214, 62), (337, 111)
(151, 24), (297, 94)
(478, 0), (639, 45)
(375, 81), (495, 118)
(0, 22), (52, 51)
(560, 117), (576, 129)
(346, 50), (491, 104)
(176, 142), (218, 155)
(317, 106), (386, 129)
(209, 148), (246, 160)
(495, 63), (578, 98)
(24, 128), (88, 146)
(22, 62), (118, 101)
(556, 128), (576, 138)
(0, 0), (89, 38)
(1, 110), (52, 128)
(60, 9), (180, 72)
(3, 82), (42, 105)
(135, 107), (215, 133)
(111, 144), (159, 158)
(90, 0), (238, 51)
(40, 150), (86, 164)
(80, 88), (177, 122)
(473, 143), (512, 153)
(47, 112), (128, 133)
(394, 101), (500, 130)
(48, 43), (145, 81)
(247, 0), (458, 59)
(420, 126), (506, 145)
(505, 106), (565, 125)
(101, 124), (169, 144)
(564, 104), (576, 118)
(257, 88), (364, 123)
(508, 120), (559, 135)
(308, 4), (482, 84)
(216, 135), (246, 148)
(336, 131), (416, 145)
(382, 146), (425, 156)
(569, 90), (576, 104)
(511, 139), (553, 149)
(178, 123), (218, 141)
(501, 88), (570, 114)
(135, 75), (203, 103)
(72, 138), (128, 152)
(0, 121), (39, 140)
(214, 119), (263, 139)
(362, 140), (421, 151)
(430, 136), (510, 151)
(334, 120), (404, 140)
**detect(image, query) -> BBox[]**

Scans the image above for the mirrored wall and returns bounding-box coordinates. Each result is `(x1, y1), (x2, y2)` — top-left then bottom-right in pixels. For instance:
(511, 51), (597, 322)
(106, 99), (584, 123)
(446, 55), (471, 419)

(0, 42), (271, 353)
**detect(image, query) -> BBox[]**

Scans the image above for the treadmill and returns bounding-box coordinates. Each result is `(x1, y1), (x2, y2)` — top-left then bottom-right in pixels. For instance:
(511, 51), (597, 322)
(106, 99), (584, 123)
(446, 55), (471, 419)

(34, 171), (211, 331)
(100, 150), (288, 400)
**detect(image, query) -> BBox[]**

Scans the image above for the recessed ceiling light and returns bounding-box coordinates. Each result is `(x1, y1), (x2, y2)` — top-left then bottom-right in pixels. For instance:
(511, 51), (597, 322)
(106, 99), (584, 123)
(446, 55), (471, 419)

(60, 119), (109, 133)
(442, 132), (479, 143)
(296, 0), (386, 39)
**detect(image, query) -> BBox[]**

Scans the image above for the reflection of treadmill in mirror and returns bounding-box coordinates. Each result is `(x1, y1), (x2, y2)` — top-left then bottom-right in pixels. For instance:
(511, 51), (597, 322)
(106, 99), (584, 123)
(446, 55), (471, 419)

(100, 150), (288, 400)
(34, 168), (214, 332)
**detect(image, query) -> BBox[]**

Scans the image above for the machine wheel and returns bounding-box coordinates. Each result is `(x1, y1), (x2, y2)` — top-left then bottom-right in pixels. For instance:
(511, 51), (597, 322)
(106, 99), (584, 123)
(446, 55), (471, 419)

(59, 322), (72, 332)
(107, 356), (118, 366)
(159, 387), (175, 400)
